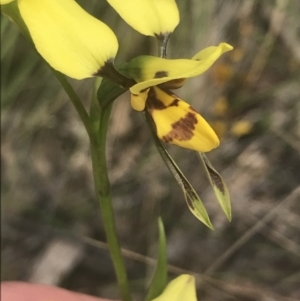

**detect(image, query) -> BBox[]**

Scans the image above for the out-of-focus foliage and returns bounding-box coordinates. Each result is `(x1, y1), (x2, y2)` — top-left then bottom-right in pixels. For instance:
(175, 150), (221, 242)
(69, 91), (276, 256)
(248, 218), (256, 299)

(1, 1), (300, 300)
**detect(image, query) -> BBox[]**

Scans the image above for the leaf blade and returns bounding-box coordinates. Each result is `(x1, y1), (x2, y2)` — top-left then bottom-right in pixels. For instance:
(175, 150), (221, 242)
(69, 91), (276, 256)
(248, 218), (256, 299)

(145, 217), (168, 301)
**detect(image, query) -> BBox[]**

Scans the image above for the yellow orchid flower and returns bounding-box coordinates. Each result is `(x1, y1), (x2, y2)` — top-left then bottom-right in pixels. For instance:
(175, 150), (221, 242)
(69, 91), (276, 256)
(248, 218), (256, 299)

(152, 274), (198, 301)
(2, 0), (233, 152)
(127, 43), (233, 152)
(129, 43), (233, 96)
(107, 0), (179, 37)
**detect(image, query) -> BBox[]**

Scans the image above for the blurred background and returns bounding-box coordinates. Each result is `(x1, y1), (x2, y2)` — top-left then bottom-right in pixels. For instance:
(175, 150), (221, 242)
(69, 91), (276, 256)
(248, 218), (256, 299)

(1, 0), (300, 300)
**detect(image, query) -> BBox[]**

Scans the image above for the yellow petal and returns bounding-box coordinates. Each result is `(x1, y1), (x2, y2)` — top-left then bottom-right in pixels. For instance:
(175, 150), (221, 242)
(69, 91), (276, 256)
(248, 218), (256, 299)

(147, 87), (219, 152)
(0, 0), (15, 4)
(18, 0), (118, 79)
(128, 43), (233, 94)
(107, 0), (179, 36)
(130, 88), (149, 111)
(152, 275), (197, 301)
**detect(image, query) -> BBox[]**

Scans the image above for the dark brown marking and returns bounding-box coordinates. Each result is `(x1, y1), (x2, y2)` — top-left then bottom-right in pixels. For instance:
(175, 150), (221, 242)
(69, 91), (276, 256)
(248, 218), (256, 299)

(206, 165), (225, 194)
(183, 183), (196, 210)
(146, 89), (180, 111)
(186, 196), (195, 210)
(170, 98), (180, 107)
(154, 71), (168, 78)
(148, 96), (166, 110)
(162, 112), (198, 142)
(93, 59), (136, 88)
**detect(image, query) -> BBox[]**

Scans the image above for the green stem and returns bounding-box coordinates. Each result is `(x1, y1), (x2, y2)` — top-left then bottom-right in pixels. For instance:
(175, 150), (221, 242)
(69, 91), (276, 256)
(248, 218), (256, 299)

(90, 105), (132, 301)
(3, 7), (131, 300)
(53, 72), (95, 144)
(54, 76), (131, 300)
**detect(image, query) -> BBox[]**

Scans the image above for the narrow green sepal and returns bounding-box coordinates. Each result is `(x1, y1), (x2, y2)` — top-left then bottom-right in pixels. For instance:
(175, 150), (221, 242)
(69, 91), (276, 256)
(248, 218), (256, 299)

(199, 153), (232, 221)
(145, 217), (168, 301)
(144, 112), (214, 230)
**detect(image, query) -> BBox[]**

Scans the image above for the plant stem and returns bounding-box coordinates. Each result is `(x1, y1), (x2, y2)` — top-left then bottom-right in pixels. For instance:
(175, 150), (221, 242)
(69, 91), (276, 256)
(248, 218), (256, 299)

(53, 76), (131, 300)
(89, 101), (132, 301)
(54, 72), (96, 143)
(3, 7), (131, 300)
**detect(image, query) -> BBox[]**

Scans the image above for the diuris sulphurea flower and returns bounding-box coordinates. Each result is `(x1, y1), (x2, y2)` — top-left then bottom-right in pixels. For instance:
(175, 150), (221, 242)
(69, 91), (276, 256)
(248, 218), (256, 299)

(1, 0), (232, 152)
(2, 0), (233, 227)
(127, 43), (233, 152)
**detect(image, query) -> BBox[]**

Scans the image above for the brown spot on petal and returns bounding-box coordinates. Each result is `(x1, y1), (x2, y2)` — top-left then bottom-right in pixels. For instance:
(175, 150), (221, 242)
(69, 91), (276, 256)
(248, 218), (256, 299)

(147, 89), (180, 111)
(147, 95), (165, 110)
(170, 98), (180, 107)
(154, 71), (168, 78)
(162, 110), (198, 143)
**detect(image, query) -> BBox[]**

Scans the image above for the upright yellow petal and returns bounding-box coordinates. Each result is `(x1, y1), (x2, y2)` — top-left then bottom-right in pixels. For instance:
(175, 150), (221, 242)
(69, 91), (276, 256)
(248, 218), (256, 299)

(147, 87), (219, 152)
(0, 0), (15, 4)
(131, 88), (149, 111)
(152, 275), (197, 301)
(128, 43), (233, 93)
(107, 0), (179, 36)
(18, 0), (118, 79)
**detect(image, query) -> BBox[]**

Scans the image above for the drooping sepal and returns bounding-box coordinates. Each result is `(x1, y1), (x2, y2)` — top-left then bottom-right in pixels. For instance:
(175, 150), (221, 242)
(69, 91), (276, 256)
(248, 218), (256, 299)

(144, 111), (214, 229)
(199, 153), (232, 221)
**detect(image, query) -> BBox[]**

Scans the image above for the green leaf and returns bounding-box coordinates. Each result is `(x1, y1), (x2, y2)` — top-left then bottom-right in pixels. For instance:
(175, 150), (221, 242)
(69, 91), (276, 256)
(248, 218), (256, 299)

(145, 218), (168, 301)
(199, 153), (232, 221)
(144, 112), (214, 230)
